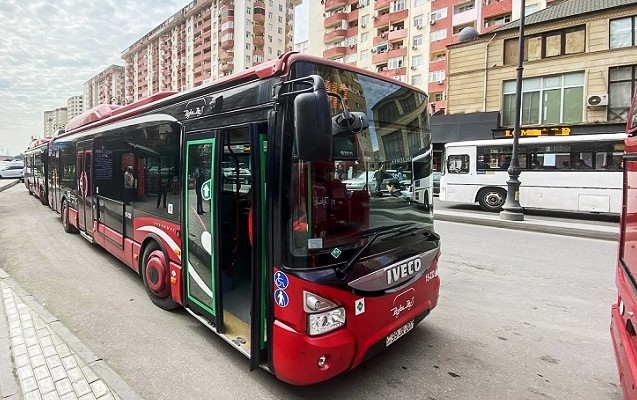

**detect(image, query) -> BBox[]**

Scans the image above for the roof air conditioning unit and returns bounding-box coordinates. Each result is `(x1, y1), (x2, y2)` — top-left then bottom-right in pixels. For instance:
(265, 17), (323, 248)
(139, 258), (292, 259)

(587, 94), (608, 107)
(430, 20), (436, 25)
(410, 66), (417, 70)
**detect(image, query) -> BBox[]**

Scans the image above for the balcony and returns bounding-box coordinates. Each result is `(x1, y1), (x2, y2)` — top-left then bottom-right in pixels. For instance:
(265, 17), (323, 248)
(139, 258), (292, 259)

(325, 0), (347, 11)
(347, 9), (359, 23)
(253, 23), (264, 35)
(372, 51), (390, 64)
(220, 63), (234, 73)
(323, 46), (347, 59)
(388, 28), (407, 42)
(379, 67), (406, 79)
(220, 50), (234, 62)
(374, 9), (408, 28)
(373, 35), (388, 46)
(254, 36), (265, 46)
(253, 12), (265, 23)
(374, 0), (391, 10)
(388, 47), (407, 58)
(324, 12), (347, 28)
(220, 27), (234, 37)
(323, 29), (347, 44)
(452, 8), (477, 27)
(221, 39), (234, 50)
(482, 0), (512, 18)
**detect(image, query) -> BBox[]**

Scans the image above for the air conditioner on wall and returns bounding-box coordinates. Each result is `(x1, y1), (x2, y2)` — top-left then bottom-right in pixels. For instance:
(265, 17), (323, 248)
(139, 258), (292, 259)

(437, 80), (444, 84)
(430, 20), (436, 25)
(412, 45), (418, 50)
(410, 66), (417, 70)
(587, 93), (608, 107)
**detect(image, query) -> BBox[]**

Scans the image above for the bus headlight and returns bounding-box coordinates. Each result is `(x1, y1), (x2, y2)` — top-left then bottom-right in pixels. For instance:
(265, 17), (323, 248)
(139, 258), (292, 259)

(304, 291), (346, 336)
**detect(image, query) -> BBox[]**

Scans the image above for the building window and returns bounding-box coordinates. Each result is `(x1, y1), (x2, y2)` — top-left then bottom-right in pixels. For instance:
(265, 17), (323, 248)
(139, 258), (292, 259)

(247, 7), (251, 14)
(362, 14), (370, 26)
(454, 2), (474, 14)
(413, 35), (423, 47)
(433, 92), (444, 102)
(609, 65), (637, 122)
(414, 14), (424, 27)
(361, 32), (369, 42)
(525, 4), (538, 16)
(504, 26), (585, 64)
(502, 72), (584, 126)
(278, 27), (283, 34)
(430, 51), (446, 62)
(383, 130), (405, 161)
(430, 29), (447, 42)
(391, 0), (406, 12)
(431, 8), (447, 22)
(610, 16), (637, 48)
(428, 70), (445, 82)
(388, 57), (403, 70)
(414, 0), (425, 6)
(412, 54), (423, 66)
(361, 50), (369, 60)
(411, 74), (422, 86)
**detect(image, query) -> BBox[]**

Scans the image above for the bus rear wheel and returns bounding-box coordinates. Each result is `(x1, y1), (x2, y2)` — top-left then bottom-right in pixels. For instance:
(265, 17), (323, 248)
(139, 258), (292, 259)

(141, 242), (178, 310)
(478, 187), (506, 212)
(61, 200), (76, 233)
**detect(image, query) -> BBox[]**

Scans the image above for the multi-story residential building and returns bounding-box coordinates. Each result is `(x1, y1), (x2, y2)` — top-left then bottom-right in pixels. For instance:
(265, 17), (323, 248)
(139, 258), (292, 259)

(294, 39), (309, 53)
(43, 108), (68, 138)
(66, 95), (84, 119)
(121, 0), (300, 101)
(441, 0), (637, 166)
(83, 65), (125, 109)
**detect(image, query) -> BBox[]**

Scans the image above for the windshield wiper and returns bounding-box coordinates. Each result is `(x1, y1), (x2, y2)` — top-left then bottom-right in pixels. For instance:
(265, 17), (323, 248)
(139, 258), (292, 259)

(334, 223), (416, 279)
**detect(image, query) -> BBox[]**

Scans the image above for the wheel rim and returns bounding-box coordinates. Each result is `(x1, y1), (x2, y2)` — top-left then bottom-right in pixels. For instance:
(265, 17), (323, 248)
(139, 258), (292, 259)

(484, 191), (504, 208)
(145, 249), (170, 298)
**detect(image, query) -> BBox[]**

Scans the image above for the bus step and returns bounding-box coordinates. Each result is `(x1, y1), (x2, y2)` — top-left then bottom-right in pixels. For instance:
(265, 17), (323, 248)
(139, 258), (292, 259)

(79, 231), (95, 243)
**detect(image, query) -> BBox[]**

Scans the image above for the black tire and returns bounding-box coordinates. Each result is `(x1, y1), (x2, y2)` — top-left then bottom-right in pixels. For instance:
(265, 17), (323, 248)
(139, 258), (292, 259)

(61, 199), (76, 233)
(423, 190), (429, 210)
(478, 187), (506, 212)
(141, 242), (179, 310)
(39, 187), (48, 206)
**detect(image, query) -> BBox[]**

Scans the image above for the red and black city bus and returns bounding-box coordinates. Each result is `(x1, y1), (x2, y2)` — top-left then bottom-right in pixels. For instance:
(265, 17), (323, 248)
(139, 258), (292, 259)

(43, 52), (440, 385)
(612, 87), (637, 399)
(24, 137), (51, 205)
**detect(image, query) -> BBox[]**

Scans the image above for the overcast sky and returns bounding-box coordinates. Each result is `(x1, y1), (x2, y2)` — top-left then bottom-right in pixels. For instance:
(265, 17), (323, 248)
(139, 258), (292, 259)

(0, 0), (309, 156)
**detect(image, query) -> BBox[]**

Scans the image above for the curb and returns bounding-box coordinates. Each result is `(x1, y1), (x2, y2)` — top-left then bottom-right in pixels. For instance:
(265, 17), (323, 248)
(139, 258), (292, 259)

(0, 267), (143, 400)
(0, 180), (19, 193)
(434, 211), (618, 241)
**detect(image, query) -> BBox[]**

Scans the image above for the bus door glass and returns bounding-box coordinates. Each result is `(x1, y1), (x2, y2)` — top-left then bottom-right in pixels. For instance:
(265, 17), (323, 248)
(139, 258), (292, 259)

(76, 141), (93, 236)
(184, 125), (264, 360)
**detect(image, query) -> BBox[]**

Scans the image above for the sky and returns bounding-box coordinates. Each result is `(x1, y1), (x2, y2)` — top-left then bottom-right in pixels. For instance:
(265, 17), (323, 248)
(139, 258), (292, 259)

(0, 0), (309, 156)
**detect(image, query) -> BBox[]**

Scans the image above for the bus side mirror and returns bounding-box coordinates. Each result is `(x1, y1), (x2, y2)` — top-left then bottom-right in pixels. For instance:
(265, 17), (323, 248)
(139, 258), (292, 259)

(294, 90), (332, 161)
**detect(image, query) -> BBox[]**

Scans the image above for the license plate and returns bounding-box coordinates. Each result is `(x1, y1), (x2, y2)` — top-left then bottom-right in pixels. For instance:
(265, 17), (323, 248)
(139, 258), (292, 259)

(386, 320), (414, 347)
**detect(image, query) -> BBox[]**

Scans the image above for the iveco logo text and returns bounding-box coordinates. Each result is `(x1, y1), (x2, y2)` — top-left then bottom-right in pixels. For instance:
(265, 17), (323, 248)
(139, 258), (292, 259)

(386, 258), (422, 285)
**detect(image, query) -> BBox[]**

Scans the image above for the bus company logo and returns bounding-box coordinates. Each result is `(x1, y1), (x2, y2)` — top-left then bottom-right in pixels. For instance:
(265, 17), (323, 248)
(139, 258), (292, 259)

(184, 98), (206, 119)
(386, 256), (422, 286)
(391, 288), (415, 318)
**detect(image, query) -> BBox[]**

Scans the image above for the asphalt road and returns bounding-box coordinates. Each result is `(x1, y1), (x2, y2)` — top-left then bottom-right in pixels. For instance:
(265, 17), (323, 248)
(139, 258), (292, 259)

(0, 185), (621, 399)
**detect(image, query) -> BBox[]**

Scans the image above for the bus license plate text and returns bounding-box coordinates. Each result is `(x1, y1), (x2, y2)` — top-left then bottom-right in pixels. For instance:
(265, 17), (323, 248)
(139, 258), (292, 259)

(386, 320), (414, 347)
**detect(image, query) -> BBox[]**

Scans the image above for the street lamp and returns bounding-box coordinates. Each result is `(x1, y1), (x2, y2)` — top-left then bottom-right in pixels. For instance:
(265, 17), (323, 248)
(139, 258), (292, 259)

(500, 0), (526, 221)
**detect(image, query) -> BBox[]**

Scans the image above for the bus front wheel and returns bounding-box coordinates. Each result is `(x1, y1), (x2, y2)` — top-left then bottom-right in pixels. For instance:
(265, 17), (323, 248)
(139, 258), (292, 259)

(478, 188), (506, 212)
(141, 242), (179, 310)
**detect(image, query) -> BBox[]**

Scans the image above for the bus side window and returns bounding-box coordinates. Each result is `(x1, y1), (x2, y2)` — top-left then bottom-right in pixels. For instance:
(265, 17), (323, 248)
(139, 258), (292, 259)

(447, 154), (469, 174)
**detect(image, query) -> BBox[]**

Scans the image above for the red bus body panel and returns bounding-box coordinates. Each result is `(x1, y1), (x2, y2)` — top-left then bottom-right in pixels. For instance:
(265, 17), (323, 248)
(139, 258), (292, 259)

(612, 89), (637, 399)
(271, 256), (440, 385)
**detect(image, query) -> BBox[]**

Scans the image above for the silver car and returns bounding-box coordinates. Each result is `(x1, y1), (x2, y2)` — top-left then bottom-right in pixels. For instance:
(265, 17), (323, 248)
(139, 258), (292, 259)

(0, 164), (24, 179)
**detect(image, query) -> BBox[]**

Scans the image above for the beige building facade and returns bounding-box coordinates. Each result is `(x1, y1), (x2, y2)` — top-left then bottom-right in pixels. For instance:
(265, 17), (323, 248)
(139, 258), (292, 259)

(43, 108), (68, 138)
(83, 65), (126, 109)
(447, 0), (637, 133)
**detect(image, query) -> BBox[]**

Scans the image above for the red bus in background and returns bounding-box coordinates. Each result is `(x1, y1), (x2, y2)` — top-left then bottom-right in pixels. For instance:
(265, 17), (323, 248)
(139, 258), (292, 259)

(612, 87), (637, 400)
(24, 137), (51, 205)
(38, 53), (440, 385)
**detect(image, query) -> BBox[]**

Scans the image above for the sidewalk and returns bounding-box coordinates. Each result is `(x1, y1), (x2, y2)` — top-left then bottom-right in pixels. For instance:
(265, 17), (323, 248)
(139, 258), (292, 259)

(0, 179), (616, 399)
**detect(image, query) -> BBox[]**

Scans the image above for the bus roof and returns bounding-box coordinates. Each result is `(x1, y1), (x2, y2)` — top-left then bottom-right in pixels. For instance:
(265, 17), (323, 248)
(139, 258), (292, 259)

(444, 132), (627, 148)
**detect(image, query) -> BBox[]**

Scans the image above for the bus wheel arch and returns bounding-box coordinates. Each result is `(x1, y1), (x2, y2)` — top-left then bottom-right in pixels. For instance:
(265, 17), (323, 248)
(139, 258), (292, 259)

(477, 187), (506, 212)
(140, 240), (178, 310)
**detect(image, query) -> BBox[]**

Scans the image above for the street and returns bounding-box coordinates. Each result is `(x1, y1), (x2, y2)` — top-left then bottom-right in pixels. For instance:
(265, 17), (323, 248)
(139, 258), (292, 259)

(0, 184), (621, 399)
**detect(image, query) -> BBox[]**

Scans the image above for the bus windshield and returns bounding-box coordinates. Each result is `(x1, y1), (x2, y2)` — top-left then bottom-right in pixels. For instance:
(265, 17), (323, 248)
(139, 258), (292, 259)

(286, 62), (433, 269)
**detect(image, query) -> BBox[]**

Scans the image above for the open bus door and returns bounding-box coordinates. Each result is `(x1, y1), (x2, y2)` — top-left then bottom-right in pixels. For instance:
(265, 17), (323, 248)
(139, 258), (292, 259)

(76, 140), (94, 241)
(182, 123), (268, 365)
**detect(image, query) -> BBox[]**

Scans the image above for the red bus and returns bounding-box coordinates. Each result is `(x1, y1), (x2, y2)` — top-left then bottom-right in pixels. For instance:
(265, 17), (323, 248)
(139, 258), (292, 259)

(42, 53), (440, 385)
(24, 137), (51, 205)
(612, 87), (637, 399)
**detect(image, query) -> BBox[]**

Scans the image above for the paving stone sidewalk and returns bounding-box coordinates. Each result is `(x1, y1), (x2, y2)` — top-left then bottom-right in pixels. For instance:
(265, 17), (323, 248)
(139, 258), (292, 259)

(0, 275), (140, 400)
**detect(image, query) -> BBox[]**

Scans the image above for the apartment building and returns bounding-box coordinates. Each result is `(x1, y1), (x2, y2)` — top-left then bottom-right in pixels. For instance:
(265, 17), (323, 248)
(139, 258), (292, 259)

(121, 0), (300, 101)
(307, 0), (562, 116)
(43, 108), (68, 138)
(444, 0), (637, 153)
(83, 65), (126, 109)
(66, 95), (84, 119)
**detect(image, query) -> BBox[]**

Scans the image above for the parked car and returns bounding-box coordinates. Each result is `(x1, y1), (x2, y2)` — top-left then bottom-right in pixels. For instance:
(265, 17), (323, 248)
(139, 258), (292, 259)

(0, 164), (24, 180)
(343, 171), (375, 191)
